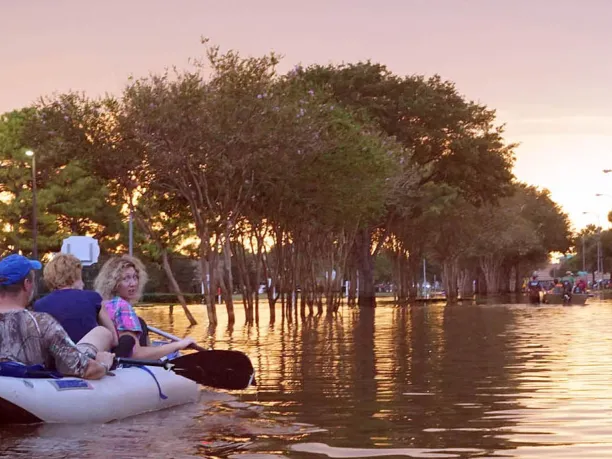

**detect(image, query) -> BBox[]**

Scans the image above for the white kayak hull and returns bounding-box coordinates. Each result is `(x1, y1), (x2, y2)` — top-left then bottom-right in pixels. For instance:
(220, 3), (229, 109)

(0, 365), (199, 425)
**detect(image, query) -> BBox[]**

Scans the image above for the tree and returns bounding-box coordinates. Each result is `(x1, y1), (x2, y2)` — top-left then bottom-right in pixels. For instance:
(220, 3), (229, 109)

(23, 95), (199, 324)
(293, 62), (515, 305)
(120, 47), (400, 322)
(0, 109), (121, 258)
(419, 190), (479, 301)
(120, 49), (288, 324)
(564, 226), (611, 282)
(463, 184), (571, 294)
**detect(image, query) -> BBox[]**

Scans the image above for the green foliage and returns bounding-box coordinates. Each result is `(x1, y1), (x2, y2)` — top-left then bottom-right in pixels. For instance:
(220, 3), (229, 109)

(0, 110), (122, 257)
(563, 225), (612, 275)
(0, 110), (37, 256)
(0, 44), (572, 303)
(292, 62), (516, 209)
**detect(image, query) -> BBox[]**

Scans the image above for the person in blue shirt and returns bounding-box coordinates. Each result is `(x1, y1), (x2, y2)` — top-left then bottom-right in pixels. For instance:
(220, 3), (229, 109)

(527, 273), (542, 304)
(34, 253), (118, 350)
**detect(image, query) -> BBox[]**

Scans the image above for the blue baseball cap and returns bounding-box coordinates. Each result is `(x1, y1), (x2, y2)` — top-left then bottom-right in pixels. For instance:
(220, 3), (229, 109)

(0, 254), (42, 286)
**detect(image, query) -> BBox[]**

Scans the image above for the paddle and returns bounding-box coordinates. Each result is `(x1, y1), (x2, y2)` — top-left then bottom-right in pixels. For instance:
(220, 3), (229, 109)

(115, 351), (254, 390)
(117, 325), (256, 390)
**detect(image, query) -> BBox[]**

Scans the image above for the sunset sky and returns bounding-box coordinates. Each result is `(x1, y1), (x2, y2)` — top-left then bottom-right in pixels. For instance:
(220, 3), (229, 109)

(2, 0), (611, 230)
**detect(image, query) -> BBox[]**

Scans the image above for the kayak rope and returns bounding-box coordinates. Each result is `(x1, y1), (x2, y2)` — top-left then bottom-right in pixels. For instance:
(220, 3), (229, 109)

(136, 366), (168, 400)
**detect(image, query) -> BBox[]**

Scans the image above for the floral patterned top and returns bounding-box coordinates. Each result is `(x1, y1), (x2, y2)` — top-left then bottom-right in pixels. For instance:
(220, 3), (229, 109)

(103, 296), (142, 337)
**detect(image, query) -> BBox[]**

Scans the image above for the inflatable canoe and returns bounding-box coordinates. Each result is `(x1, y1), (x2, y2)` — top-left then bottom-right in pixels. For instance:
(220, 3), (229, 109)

(0, 365), (199, 425)
(521, 292), (589, 305)
(545, 292), (589, 305)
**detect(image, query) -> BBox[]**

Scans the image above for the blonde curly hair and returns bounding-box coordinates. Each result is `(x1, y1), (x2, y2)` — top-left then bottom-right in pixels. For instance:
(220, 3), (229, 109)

(94, 255), (148, 302)
(44, 253), (82, 290)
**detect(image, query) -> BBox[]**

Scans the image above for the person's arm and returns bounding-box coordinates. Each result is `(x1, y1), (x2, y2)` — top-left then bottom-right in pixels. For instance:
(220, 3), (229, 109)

(98, 307), (119, 348)
(112, 299), (195, 359)
(119, 330), (195, 360)
(82, 351), (114, 379)
(39, 313), (111, 380)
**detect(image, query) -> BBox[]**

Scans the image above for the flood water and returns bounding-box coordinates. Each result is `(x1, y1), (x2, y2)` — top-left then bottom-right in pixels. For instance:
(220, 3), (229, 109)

(2, 299), (612, 458)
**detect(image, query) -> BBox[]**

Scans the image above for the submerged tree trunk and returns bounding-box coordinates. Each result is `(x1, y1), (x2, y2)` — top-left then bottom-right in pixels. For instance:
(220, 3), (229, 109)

(480, 255), (503, 295)
(512, 261), (520, 293)
(200, 237), (217, 325)
(497, 262), (512, 293)
(457, 268), (472, 299)
(407, 251), (421, 301)
(347, 268), (357, 306)
(355, 228), (375, 307)
(442, 259), (459, 303)
(222, 223), (235, 325)
(252, 231), (267, 324)
(233, 242), (253, 323)
(160, 250), (197, 325)
(132, 209), (197, 325)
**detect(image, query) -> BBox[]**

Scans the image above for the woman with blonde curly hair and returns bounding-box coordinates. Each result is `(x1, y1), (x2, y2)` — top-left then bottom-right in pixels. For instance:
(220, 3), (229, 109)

(94, 255), (194, 360)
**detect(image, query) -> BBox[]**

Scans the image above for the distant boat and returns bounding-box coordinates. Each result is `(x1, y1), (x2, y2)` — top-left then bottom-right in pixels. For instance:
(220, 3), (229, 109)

(521, 292), (589, 306)
(544, 293), (589, 305)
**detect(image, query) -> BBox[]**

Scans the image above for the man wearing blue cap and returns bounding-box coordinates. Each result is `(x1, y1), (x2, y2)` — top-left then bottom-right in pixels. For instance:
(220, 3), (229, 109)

(0, 254), (114, 380)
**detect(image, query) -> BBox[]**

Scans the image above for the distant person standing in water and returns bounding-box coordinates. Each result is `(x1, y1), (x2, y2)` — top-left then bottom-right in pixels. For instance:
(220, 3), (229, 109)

(527, 273), (542, 304)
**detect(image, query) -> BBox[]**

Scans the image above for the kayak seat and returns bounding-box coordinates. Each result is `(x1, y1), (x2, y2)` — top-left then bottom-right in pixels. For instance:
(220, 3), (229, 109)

(138, 316), (150, 347)
(111, 316), (150, 358)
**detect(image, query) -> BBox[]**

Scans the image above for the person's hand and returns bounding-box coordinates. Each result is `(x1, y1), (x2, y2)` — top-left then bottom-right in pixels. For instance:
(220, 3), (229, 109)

(177, 338), (196, 349)
(95, 351), (115, 371)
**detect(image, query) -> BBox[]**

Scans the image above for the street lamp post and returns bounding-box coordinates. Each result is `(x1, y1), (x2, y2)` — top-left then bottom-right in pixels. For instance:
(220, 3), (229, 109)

(583, 211), (603, 278)
(25, 150), (37, 260)
(128, 210), (133, 257)
(582, 235), (586, 272)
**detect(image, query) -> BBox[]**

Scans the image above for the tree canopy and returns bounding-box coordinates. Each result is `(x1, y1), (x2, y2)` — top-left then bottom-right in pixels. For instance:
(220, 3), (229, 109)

(0, 43), (576, 322)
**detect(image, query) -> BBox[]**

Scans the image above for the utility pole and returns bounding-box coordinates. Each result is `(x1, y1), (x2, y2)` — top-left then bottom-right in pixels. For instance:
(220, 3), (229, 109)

(25, 150), (37, 259)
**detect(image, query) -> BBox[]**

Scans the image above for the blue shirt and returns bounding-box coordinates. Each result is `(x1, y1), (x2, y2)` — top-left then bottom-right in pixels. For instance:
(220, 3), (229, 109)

(34, 289), (102, 343)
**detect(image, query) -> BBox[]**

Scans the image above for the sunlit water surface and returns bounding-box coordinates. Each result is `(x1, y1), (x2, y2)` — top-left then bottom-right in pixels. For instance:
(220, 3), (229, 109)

(2, 299), (612, 458)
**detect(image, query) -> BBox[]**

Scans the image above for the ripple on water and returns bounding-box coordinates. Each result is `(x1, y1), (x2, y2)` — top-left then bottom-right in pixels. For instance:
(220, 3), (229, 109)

(290, 442), (483, 458)
(3, 301), (612, 457)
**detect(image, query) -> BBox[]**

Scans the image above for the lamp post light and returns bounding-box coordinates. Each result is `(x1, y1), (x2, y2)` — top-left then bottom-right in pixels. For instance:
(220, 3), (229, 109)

(25, 150), (37, 260)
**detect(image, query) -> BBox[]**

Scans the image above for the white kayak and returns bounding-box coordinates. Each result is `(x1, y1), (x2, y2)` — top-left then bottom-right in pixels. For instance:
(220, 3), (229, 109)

(0, 365), (199, 425)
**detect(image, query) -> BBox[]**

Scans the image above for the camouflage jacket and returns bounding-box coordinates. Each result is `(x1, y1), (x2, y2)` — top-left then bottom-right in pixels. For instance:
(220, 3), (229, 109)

(0, 309), (90, 377)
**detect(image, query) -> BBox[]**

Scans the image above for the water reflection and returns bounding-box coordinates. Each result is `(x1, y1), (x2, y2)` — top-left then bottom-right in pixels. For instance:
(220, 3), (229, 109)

(2, 300), (612, 458)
